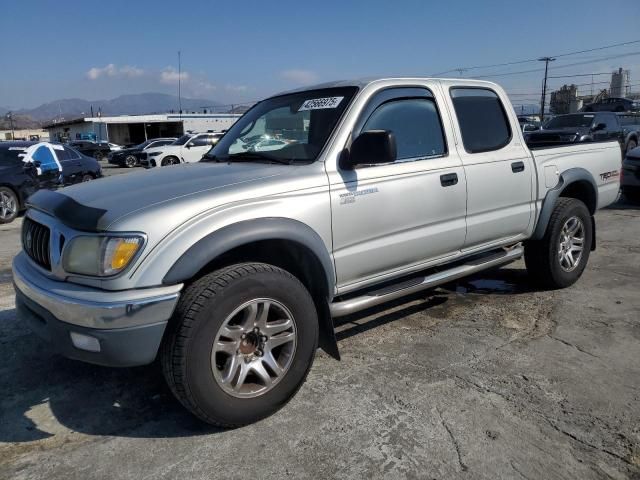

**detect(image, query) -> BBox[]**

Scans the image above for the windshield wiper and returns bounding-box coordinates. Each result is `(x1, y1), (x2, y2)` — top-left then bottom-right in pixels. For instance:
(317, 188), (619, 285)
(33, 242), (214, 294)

(225, 152), (292, 165)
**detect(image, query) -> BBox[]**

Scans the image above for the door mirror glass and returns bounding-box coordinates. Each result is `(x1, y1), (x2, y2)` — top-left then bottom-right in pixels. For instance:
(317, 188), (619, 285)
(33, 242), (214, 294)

(592, 122), (606, 131)
(343, 130), (396, 169)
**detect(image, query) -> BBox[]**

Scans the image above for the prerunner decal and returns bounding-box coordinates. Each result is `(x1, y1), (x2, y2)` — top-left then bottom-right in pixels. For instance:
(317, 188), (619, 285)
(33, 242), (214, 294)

(299, 96), (344, 111)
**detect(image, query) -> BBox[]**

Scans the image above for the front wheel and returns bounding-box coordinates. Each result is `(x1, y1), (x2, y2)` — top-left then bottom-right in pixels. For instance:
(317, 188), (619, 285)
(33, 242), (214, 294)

(124, 155), (138, 168)
(0, 187), (18, 224)
(161, 156), (180, 166)
(626, 139), (637, 155)
(525, 198), (592, 289)
(161, 263), (318, 427)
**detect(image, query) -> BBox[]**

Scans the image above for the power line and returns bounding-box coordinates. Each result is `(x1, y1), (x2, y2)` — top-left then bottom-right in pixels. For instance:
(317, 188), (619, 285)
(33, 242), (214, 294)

(548, 72), (611, 79)
(475, 51), (640, 79)
(431, 39), (640, 76)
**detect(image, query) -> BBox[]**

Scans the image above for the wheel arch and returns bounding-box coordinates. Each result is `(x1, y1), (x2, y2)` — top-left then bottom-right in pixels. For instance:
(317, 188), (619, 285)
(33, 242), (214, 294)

(162, 218), (340, 360)
(532, 167), (598, 241)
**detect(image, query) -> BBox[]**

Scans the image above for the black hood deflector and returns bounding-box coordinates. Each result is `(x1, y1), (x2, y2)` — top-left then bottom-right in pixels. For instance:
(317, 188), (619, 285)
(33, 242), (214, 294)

(27, 190), (107, 232)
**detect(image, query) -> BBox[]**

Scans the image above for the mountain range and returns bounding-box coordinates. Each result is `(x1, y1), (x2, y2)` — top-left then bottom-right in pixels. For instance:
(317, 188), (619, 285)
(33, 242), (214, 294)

(1, 93), (223, 125)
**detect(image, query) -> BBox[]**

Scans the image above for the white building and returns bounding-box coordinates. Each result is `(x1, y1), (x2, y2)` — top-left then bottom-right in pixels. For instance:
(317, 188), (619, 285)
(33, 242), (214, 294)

(610, 68), (630, 98)
(44, 113), (241, 145)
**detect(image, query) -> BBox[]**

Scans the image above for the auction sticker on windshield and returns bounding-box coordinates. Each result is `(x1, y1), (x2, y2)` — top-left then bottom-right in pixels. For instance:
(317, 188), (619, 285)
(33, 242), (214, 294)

(299, 96), (344, 111)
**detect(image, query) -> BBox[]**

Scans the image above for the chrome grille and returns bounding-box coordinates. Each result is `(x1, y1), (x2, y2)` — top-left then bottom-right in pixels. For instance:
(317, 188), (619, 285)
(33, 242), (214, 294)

(22, 217), (51, 270)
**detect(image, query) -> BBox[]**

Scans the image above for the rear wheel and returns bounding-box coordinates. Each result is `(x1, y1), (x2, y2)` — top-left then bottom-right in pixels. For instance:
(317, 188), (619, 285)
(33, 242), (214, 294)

(0, 187), (18, 224)
(161, 263), (318, 427)
(525, 198), (592, 289)
(81, 174), (93, 182)
(626, 139), (637, 155)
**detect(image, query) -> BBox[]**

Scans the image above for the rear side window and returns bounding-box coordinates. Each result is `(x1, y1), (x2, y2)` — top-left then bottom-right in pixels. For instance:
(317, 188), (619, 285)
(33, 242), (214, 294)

(450, 88), (511, 153)
(362, 98), (446, 160)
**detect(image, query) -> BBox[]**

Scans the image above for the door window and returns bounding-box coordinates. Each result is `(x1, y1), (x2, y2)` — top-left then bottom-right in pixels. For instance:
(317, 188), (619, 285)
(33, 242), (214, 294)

(450, 88), (512, 153)
(361, 98), (446, 161)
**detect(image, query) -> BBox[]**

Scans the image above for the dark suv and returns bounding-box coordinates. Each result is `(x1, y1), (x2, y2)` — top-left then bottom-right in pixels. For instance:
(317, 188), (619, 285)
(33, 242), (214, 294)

(0, 142), (102, 224)
(68, 140), (112, 160)
(582, 97), (639, 113)
(526, 112), (640, 153)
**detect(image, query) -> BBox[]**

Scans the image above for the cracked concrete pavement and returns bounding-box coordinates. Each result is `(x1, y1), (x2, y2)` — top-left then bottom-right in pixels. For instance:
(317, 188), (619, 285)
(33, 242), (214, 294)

(0, 173), (638, 479)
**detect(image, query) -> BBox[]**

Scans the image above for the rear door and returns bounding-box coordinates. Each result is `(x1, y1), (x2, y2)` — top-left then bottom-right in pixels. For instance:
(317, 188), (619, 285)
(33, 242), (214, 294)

(442, 84), (535, 250)
(329, 85), (467, 291)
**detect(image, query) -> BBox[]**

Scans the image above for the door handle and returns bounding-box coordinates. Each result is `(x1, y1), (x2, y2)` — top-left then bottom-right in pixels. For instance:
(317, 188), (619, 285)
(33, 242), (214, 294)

(511, 161), (525, 173)
(440, 173), (458, 187)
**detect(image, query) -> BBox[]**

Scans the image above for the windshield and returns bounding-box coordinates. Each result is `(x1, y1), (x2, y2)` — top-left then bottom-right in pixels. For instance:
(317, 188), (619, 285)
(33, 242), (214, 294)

(205, 87), (358, 163)
(545, 114), (594, 129)
(172, 134), (192, 146)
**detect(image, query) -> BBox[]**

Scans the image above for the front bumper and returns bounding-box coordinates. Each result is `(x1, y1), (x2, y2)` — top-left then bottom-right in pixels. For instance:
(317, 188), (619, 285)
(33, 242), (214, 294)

(13, 253), (182, 367)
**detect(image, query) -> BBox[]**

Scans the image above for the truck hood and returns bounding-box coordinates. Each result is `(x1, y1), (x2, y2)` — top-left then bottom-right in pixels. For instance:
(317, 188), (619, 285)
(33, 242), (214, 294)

(27, 162), (290, 231)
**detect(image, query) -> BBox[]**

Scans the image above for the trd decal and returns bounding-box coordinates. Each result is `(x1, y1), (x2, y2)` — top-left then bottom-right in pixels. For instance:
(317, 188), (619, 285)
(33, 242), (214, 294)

(599, 170), (619, 182)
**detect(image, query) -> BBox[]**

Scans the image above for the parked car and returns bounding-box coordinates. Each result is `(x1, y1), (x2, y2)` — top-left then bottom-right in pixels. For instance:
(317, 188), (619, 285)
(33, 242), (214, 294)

(68, 140), (112, 161)
(14, 77), (620, 426)
(526, 112), (640, 153)
(108, 142), (124, 151)
(141, 132), (224, 167)
(108, 138), (177, 168)
(0, 141), (101, 224)
(621, 145), (640, 201)
(582, 97), (639, 113)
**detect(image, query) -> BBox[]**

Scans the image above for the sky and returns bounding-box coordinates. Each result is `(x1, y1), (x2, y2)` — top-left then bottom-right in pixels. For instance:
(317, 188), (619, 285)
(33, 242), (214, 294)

(1, 0), (639, 110)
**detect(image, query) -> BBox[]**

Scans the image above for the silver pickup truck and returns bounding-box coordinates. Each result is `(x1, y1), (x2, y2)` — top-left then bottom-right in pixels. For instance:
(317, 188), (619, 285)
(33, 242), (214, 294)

(13, 77), (620, 426)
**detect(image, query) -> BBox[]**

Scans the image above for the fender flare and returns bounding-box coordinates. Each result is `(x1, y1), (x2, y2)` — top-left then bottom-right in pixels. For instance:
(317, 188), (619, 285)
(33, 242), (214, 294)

(532, 167), (598, 241)
(162, 217), (336, 297)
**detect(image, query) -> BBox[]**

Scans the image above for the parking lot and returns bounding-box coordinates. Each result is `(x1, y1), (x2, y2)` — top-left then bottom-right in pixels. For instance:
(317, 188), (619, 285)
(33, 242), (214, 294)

(0, 162), (638, 479)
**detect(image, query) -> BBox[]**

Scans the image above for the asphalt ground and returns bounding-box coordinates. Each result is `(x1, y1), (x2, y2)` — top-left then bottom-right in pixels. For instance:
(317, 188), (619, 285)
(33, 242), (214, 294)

(0, 164), (638, 479)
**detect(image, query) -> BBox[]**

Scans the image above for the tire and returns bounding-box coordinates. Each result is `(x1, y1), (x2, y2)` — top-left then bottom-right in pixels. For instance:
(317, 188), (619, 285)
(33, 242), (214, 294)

(161, 156), (180, 166)
(81, 174), (93, 182)
(626, 139), (637, 155)
(161, 263), (319, 427)
(124, 155), (138, 168)
(94, 151), (104, 161)
(525, 198), (592, 289)
(0, 187), (19, 224)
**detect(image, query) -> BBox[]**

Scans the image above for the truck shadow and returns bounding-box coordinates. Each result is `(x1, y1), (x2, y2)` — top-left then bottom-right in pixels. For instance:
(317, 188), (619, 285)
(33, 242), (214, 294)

(1, 266), (535, 444)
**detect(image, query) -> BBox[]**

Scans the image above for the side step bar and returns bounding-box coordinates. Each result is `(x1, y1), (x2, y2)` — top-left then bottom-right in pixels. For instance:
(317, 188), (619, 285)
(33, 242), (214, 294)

(330, 245), (523, 318)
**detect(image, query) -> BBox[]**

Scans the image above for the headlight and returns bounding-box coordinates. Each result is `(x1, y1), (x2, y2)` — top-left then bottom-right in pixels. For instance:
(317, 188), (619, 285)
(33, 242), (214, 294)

(148, 151), (162, 157)
(63, 235), (144, 276)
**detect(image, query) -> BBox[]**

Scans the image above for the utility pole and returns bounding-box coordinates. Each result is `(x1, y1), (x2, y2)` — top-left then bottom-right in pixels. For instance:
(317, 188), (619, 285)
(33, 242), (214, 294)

(178, 50), (182, 118)
(6, 112), (15, 140)
(538, 57), (555, 122)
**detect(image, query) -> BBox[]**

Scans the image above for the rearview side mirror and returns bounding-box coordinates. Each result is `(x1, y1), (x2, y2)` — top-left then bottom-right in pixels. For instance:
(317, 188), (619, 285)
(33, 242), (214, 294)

(592, 123), (606, 132)
(342, 130), (396, 169)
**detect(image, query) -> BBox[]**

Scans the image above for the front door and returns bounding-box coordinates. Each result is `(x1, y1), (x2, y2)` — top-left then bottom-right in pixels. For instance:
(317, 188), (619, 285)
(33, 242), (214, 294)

(329, 86), (467, 292)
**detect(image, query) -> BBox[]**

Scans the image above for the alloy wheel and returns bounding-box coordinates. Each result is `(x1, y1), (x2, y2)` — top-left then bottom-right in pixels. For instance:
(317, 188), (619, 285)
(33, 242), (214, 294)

(558, 216), (585, 272)
(0, 191), (17, 221)
(211, 298), (297, 398)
